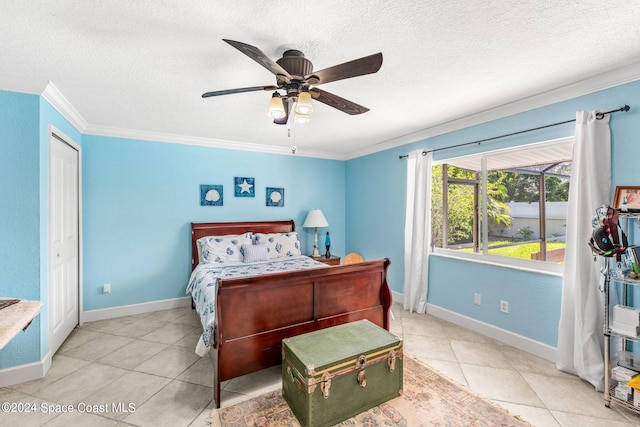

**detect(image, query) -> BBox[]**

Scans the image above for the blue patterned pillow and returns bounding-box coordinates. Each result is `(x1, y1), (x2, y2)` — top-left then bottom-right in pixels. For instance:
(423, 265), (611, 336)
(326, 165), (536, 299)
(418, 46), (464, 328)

(198, 232), (252, 264)
(253, 232), (301, 259)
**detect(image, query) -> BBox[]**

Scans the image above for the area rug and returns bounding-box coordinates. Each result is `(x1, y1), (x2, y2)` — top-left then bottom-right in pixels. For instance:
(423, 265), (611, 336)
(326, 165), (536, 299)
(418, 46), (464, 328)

(210, 354), (531, 427)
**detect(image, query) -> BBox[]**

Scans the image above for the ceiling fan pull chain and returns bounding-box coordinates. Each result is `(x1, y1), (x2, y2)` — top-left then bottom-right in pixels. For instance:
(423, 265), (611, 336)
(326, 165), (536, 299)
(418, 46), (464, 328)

(288, 127), (297, 154)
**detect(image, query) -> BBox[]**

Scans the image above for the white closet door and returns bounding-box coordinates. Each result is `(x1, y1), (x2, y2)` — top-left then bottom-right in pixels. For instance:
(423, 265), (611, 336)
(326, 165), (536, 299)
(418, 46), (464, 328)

(49, 133), (79, 355)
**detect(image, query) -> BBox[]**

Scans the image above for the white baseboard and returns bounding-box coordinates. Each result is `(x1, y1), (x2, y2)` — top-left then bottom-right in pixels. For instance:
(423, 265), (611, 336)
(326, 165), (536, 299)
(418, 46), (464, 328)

(391, 290), (403, 304)
(0, 351), (52, 388)
(1, 297), (192, 388)
(81, 296), (192, 323)
(426, 304), (557, 362)
(390, 291), (556, 362)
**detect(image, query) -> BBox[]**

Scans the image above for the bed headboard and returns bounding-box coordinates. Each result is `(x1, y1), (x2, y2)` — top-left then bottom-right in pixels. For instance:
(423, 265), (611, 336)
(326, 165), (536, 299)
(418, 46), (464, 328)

(191, 220), (296, 270)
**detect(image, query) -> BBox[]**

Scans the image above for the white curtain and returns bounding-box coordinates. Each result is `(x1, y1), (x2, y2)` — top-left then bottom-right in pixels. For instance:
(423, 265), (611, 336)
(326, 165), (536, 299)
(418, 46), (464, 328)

(403, 150), (433, 314)
(556, 111), (611, 391)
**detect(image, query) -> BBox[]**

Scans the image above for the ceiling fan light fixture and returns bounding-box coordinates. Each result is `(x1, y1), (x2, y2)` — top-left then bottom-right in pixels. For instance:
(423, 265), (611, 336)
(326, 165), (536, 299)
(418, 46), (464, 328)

(294, 112), (310, 124)
(268, 92), (285, 118)
(295, 89), (313, 115)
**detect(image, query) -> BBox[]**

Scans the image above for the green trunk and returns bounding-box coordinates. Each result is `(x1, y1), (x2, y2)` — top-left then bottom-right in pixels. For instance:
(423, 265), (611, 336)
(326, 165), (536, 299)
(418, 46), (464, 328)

(282, 320), (403, 427)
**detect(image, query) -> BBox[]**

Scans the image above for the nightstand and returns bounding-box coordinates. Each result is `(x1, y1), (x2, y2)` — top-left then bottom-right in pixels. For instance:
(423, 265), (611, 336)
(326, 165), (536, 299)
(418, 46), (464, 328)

(310, 255), (341, 266)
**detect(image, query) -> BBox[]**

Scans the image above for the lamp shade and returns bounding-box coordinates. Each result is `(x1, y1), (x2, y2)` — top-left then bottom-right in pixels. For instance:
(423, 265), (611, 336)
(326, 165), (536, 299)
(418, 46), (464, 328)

(303, 209), (329, 228)
(294, 112), (310, 124)
(268, 93), (285, 118)
(295, 90), (313, 114)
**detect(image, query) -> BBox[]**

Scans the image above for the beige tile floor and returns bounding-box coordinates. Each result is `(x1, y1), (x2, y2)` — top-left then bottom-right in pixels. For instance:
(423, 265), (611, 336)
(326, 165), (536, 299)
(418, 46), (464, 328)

(2, 302), (640, 426)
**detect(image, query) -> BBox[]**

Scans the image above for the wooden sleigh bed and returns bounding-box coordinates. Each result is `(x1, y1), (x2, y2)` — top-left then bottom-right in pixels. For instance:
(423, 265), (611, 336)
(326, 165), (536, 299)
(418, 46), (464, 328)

(189, 220), (392, 408)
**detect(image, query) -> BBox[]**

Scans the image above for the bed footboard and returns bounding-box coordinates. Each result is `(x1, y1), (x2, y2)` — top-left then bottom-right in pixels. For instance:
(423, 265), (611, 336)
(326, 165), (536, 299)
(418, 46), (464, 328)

(209, 258), (391, 408)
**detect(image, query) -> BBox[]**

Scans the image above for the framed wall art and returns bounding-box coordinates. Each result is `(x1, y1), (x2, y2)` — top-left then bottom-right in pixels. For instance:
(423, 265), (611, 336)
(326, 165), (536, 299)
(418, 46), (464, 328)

(234, 177), (255, 197)
(613, 185), (640, 212)
(200, 184), (223, 206)
(266, 187), (284, 207)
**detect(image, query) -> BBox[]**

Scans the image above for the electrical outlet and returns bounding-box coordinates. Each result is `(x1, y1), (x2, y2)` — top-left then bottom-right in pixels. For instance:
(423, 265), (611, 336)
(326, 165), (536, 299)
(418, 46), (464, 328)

(103, 283), (111, 294)
(474, 293), (481, 305)
(500, 300), (509, 313)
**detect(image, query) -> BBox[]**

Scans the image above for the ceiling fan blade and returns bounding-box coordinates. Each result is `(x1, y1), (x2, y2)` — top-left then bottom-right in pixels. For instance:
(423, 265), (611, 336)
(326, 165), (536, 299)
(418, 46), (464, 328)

(223, 39), (293, 81)
(202, 85), (278, 98)
(309, 88), (369, 115)
(310, 52), (382, 85)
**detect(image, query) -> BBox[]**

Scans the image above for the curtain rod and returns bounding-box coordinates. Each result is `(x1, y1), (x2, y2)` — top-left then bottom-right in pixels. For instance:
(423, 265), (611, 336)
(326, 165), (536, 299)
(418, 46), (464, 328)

(398, 105), (630, 159)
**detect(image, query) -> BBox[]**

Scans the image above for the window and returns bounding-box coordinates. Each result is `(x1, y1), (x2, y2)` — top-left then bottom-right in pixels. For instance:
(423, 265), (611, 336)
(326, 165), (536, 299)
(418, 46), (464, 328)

(431, 138), (572, 266)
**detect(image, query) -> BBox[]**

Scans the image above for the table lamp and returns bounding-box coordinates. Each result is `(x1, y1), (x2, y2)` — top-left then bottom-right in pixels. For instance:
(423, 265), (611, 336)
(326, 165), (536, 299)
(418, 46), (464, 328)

(303, 209), (328, 258)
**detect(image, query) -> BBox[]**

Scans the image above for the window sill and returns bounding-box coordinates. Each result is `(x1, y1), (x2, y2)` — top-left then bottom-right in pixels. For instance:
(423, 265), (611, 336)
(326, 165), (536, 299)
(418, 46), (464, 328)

(431, 248), (564, 277)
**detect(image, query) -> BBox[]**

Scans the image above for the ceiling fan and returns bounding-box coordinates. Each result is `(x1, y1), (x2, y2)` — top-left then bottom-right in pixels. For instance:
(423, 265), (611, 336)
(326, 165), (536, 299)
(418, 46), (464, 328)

(202, 39), (383, 125)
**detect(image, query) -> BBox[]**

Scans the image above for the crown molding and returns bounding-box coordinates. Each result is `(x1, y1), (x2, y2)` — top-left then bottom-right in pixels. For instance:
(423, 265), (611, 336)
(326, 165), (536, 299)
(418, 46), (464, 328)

(4, 62), (639, 162)
(0, 72), (342, 159)
(83, 124), (345, 160)
(0, 76), (87, 134)
(41, 81), (88, 132)
(344, 60), (640, 160)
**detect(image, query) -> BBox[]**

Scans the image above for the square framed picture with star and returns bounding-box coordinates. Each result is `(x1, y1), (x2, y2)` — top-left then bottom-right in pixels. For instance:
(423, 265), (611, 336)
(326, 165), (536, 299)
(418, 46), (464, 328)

(234, 177), (255, 197)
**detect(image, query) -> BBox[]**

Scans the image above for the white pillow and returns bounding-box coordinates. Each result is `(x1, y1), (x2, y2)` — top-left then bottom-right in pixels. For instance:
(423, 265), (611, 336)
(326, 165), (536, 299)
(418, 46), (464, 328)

(253, 232), (302, 259)
(196, 232), (253, 256)
(242, 244), (270, 263)
(198, 232), (253, 264)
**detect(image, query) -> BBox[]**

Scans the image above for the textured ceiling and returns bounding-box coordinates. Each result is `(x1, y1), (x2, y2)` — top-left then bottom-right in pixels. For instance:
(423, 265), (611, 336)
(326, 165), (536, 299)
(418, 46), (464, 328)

(1, 1), (640, 159)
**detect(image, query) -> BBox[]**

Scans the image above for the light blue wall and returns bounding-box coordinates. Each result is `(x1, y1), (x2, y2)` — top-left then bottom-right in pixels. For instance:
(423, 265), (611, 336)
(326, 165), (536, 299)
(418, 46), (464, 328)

(0, 91), (41, 368)
(345, 148), (407, 290)
(0, 90), (83, 370)
(81, 135), (345, 311)
(1, 89), (344, 371)
(428, 257), (562, 344)
(3, 77), (639, 372)
(346, 80), (640, 347)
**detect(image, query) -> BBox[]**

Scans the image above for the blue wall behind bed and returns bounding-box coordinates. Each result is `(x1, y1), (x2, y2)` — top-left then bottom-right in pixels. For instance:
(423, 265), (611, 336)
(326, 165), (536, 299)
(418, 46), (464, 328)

(81, 135), (345, 311)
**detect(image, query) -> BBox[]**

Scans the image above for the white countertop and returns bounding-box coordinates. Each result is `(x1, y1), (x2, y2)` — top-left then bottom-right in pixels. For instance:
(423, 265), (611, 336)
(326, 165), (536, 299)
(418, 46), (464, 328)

(0, 299), (43, 350)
